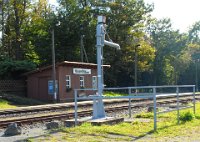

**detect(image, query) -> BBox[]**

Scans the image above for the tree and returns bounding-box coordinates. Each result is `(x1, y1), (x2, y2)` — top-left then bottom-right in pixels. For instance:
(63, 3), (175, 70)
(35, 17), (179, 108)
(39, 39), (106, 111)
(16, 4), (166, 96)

(97, 0), (154, 86)
(148, 18), (191, 85)
(188, 21), (200, 44)
(2, 0), (32, 60)
(180, 21), (200, 86)
(0, 57), (36, 79)
(23, 0), (53, 65)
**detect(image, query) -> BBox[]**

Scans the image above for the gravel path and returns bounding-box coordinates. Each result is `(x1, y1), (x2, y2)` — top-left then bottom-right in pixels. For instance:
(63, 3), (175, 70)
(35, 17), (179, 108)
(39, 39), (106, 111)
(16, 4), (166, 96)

(0, 104), (145, 142)
(0, 124), (48, 142)
(0, 110), (140, 142)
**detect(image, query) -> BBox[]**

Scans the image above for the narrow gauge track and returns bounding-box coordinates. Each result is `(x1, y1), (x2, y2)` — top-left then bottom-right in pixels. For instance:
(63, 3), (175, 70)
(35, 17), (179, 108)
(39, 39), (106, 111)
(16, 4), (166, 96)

(0, 99), (130, 116)
(0, 94), (199, 116)
(0, 95), (199, 129)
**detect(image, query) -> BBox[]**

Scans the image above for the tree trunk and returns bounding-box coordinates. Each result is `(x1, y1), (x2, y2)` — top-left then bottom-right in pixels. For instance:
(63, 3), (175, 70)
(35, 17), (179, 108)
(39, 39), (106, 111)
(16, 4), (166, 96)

(13, 0), (26, 60)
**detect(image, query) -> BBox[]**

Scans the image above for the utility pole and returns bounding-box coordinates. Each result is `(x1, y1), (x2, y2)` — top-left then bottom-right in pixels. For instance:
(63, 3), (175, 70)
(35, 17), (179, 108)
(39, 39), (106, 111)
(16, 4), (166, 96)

(195, 59), (199, 92)
(51, 28), (57, 102)
(80, 34), (89, 63)
(80, 35), (84, 62)
(134, 44), (140, 87)
(0, 0), (4, 46)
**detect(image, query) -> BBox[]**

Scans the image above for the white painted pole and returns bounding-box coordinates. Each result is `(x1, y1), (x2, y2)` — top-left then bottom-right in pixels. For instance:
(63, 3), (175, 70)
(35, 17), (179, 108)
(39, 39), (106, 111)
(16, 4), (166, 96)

(176, 87), (180, 124)
(153, 87), (157, 131)
(74, 90), (78, 126)
(128, 88), (132, 118)
(193, 86), (196, 114)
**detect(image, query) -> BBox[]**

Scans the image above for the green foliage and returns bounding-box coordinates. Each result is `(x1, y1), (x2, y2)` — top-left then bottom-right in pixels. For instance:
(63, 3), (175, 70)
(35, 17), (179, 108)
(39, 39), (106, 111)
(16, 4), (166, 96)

(103, 91), (127, 97)
(148, 18), (192, 85)
(1, 0), (32, 60)
(194, 114), (200, 119)
(0, 98), (16, 109)
(179, 111), (195, 122)
(0, 93), (44, 106)
(135, 112), (154, 118)
(1, 0), (200, 86)
(188, 21), (200, 44)
(0, 58), (36, 79)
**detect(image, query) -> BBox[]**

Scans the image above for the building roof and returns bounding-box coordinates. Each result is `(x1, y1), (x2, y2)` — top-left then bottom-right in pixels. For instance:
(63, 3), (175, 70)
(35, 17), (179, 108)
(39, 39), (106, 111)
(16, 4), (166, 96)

(23, 61), (110, 76)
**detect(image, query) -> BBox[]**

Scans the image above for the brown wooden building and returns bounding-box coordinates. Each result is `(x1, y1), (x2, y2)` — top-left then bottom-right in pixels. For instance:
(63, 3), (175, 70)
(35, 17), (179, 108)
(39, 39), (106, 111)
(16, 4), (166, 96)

(25, 61), (109, 102)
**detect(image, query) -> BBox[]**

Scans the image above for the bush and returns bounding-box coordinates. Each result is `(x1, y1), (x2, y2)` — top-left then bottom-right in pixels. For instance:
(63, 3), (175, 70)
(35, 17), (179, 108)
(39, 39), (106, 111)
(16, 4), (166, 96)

(135, 112), (154, 118)
(104, 91), (127, 97)
(179, 111), (194, 122)
(0, 58), (36, 79)
(195, 114), (200, 119)
(0, 93), (44, 106)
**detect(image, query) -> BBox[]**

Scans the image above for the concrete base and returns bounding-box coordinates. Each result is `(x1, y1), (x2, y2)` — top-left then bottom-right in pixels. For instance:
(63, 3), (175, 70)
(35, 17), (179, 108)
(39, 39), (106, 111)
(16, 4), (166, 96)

(89, 117), (124, 126)
(65, 117), (124, 127)
(65, 117), (92, 127)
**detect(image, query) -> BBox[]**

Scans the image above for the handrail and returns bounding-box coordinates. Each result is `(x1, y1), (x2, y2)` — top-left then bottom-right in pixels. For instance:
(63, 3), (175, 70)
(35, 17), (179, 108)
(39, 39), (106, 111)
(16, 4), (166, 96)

(74, 85), (195, 91)
(74, 85), (196, 131)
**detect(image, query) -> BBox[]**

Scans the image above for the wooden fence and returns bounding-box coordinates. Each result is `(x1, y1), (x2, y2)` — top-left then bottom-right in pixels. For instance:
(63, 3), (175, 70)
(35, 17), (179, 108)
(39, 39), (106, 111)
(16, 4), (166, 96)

(0, 80), (26, 93)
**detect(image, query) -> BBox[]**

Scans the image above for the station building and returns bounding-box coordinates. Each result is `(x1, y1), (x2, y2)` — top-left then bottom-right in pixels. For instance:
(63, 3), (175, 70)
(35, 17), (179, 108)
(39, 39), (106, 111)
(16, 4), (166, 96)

(25, 61), (109, 102)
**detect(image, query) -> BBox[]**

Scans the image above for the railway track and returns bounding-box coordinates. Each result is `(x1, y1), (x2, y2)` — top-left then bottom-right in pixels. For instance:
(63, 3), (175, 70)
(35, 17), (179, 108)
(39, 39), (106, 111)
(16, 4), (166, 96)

(0, 99), (130, 116)
(0, 95), (199, 129)
(0, 93), (198, 116)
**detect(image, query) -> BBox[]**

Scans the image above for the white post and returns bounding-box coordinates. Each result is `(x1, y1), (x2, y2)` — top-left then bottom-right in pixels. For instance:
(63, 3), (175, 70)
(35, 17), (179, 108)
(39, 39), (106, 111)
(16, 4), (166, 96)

(153, 87), (157, 131)
(193, 86), (196, 114)
(176, 87), (180, 124)
(128, 88), (132, 118)
(74, 90), (78, 126)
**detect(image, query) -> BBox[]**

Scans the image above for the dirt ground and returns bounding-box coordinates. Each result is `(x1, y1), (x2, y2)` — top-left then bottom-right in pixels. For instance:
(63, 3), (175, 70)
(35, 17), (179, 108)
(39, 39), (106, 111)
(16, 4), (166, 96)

(1, 126), (200, 142)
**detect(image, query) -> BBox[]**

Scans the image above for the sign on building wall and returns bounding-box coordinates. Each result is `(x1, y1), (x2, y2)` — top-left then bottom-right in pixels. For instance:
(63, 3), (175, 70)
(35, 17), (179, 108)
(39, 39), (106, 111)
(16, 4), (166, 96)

(48, 80), (58, 95)
(73, 68), (91, 75)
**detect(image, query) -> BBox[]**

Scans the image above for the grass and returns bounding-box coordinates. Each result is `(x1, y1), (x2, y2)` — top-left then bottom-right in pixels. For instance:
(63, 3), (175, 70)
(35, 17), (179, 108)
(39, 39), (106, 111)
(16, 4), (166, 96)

(0, 98), (17, 109)
(28, 102), (200, 142)
(104, 91), (128, 97)
(0, 92), (45, 108)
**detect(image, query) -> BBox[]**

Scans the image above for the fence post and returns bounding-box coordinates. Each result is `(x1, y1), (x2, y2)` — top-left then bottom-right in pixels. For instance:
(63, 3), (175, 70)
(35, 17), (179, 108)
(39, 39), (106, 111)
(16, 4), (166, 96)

(74, 90), (78, 126)
(153, 87), (157, 131)
(128, 88), (132, 118)
(176, 87), (180, 124)
(193, 86), (196, 114)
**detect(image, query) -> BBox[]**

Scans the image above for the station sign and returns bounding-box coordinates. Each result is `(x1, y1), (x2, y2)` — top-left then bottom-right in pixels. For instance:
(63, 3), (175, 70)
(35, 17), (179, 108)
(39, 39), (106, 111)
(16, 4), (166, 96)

(73, 68), (91, 75)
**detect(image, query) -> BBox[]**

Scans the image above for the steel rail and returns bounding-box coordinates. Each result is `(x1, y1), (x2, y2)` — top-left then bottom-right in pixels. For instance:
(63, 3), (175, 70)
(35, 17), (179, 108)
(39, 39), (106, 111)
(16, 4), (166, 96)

(0, 97), (198, 129)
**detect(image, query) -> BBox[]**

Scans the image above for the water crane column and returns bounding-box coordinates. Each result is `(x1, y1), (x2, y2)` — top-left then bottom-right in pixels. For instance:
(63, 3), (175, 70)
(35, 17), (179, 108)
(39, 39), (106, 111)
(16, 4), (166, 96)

(92, 16), (120, 119)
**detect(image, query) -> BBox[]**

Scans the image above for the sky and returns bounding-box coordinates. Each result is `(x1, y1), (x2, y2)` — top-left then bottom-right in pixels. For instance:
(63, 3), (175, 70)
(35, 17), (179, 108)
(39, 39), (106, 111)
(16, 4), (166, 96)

(49, 0), (200, 33)
(144, 0), (200, 32)
(49, 0), (58, 6)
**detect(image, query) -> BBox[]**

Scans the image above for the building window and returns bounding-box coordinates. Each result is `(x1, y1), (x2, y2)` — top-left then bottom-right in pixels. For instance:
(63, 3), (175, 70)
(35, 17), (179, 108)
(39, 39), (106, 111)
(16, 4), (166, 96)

(66, 75), (71, 89)
(80, 76), (85, 88)
(92, 76), (97, 89)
